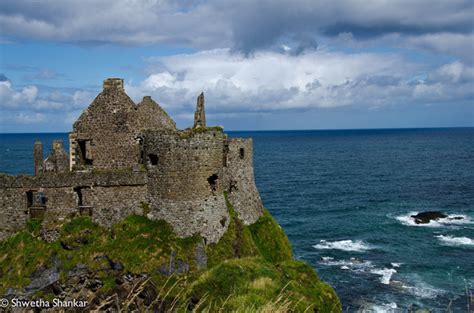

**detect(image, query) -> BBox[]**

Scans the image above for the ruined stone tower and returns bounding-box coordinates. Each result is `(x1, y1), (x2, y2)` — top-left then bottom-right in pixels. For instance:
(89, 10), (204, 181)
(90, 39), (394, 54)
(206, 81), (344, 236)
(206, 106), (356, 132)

(43, 140), (69, 173)
(193, 92), (206, 129)
(0, 78), (263, 244)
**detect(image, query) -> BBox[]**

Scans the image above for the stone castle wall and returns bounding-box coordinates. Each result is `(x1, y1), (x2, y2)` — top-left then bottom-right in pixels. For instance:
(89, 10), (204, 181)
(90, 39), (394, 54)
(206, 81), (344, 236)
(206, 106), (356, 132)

(224, 138), (263, 225)
(0, 172), (147, 241)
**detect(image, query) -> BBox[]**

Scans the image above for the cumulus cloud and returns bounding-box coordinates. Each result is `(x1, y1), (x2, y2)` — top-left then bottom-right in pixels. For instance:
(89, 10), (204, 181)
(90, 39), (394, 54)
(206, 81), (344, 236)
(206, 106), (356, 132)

(412, 61), (474, 102)
(0, 80), (38, 108)
(126, 49), (473, 114)
(0, 80), (95, 112)
(0, 0), (472, 57)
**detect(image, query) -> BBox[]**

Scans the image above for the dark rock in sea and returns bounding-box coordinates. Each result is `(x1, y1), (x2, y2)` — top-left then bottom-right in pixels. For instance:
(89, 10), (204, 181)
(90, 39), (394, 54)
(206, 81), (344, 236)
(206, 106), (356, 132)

(411, 211), (447, 224)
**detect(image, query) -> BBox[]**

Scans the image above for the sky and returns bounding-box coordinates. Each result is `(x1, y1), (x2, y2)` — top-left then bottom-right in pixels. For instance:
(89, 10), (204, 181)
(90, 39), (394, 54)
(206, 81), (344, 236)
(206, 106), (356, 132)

(0, 0), (473, 132)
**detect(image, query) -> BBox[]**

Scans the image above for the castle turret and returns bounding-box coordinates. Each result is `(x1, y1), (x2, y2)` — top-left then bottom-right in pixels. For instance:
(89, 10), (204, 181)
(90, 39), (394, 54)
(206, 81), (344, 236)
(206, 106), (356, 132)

(34, 141), (43, 176)
(193, 92), (206, 129)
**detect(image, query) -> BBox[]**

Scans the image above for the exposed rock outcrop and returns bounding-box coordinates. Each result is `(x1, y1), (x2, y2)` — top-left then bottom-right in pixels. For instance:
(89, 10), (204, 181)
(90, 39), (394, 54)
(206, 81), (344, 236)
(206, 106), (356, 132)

(411, 211), (447, 224)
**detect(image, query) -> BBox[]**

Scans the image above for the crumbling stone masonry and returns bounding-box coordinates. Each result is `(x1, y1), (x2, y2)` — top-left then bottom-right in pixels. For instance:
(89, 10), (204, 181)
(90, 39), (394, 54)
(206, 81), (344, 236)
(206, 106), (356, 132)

(0, 78), (263, 244)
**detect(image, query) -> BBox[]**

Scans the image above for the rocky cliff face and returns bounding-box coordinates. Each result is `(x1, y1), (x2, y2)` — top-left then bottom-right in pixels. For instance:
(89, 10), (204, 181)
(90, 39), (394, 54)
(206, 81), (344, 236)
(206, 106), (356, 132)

(0, 194), (341, 312)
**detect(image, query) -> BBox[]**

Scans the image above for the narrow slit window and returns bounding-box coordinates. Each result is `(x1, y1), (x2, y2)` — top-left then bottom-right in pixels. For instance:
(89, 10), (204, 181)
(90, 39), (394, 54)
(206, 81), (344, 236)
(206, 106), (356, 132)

(26, 191), (33, 207)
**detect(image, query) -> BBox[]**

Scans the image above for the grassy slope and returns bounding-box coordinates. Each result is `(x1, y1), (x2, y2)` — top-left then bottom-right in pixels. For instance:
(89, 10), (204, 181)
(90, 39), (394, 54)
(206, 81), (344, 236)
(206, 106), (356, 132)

(0, 195), (341, 312)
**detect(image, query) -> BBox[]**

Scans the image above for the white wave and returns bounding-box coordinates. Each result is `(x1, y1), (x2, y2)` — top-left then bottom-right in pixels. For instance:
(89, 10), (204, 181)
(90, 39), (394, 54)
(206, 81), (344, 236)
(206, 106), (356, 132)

(313, 239), (374, 252)
(400, 279), (446, 299)
(395, 211), (472, 228)
(359, 302), (398, 313)
(319, 257), (374, 274)
(390, 262), (402, 268)
(435, 235), (474, 246)
(370, 268), (397, 285)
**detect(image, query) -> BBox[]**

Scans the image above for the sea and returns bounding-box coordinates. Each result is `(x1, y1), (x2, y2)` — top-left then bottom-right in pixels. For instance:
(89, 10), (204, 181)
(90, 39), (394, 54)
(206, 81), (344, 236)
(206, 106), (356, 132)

(1, 128), (473, 312)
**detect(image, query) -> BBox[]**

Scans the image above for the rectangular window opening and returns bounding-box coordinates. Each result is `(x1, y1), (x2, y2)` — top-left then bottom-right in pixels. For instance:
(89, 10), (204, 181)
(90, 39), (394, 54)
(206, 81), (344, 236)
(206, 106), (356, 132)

(77, 140), (93, 165)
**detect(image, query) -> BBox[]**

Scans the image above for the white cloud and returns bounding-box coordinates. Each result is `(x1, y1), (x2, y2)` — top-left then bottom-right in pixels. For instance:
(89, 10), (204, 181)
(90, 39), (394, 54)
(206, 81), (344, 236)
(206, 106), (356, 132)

(0, 80), (95, 112)
(413, 62), (474, 102)
(14, 112), (46, 123)
(126, 49), (474, 113)
(127, 49), (418, 111)
(429, 61), (474, 83)
(0, 80), (38, 108)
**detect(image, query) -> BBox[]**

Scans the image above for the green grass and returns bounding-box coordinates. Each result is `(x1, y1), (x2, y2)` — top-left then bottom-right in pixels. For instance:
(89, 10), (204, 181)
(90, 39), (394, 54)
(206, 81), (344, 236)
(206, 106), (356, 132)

(0, 232), (53, 289)
(188, 258), (341, 312)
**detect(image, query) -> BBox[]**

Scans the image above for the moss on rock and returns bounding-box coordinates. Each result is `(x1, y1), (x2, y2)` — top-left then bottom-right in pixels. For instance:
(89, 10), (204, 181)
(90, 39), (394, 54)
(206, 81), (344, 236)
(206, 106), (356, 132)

(248, 208), (293, 263)
(206, 193), (259, 267)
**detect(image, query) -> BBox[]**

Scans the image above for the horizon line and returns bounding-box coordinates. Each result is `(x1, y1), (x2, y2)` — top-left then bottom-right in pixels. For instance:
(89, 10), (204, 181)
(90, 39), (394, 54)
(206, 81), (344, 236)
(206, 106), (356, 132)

(0, 126), (473, 135)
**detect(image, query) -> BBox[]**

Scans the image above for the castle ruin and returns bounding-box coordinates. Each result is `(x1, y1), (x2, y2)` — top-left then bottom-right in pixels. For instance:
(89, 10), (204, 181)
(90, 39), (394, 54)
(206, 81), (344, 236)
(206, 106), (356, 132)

(0, 78), (263, 243)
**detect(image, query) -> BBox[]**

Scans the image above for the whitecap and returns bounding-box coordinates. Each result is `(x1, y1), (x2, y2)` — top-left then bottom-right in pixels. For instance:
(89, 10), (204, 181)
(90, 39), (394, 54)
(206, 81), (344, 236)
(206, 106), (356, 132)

(370, 268), (397, 285)
(359, 302), (398, 313)
(319, 257), (373, 270)
(313, 239), (374, 252)
(395, 211), (472, 228)
(390, 262), (402, 268)
(400, 279), (446, 299)
(435, 235), (474, 247)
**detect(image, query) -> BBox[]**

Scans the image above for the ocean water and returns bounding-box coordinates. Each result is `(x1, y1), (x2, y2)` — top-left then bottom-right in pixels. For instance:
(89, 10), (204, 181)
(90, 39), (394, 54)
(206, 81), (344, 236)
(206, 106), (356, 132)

(1, 128), (474, 312)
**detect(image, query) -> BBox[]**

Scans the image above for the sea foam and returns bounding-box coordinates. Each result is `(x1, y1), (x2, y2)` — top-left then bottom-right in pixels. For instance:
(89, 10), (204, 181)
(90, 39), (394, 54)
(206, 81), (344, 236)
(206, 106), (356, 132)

(402, 280), (446, 299)
(319, 256), (373, 270)
(435, 235), (474, 247)
(313, 239), (373, 252)
(395, 211), (472, 228)
(360, 302), (398, 313)
(370, 268), (397, 285)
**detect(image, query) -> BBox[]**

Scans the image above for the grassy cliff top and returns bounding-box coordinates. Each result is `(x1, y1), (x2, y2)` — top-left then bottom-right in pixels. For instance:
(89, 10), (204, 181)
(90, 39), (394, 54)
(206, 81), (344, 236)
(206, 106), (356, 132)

(0, 195), (341, 312)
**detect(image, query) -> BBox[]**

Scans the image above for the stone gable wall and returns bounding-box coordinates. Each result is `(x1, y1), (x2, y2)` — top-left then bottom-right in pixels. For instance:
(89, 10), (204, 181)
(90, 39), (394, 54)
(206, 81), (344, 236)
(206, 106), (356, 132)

(135, 96), (176, 131)
(71, 89), (141, 170)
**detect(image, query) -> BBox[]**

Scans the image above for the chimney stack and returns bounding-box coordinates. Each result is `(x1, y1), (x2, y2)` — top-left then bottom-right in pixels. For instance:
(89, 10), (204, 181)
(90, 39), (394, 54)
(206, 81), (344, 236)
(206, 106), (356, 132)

(34, 141), (43, 176)
(103, 78), (124, 91)
(52, 140), (64, 153)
